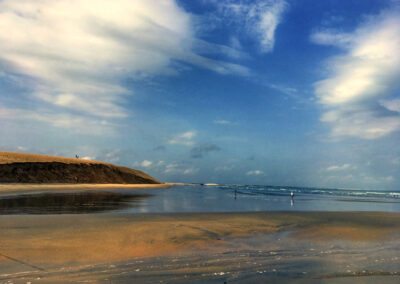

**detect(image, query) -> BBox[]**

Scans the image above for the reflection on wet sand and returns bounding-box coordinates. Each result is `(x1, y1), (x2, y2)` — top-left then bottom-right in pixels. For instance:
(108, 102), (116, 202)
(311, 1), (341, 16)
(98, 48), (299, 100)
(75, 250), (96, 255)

(1, 212), (400, 283)
(0, 191), (151, 214)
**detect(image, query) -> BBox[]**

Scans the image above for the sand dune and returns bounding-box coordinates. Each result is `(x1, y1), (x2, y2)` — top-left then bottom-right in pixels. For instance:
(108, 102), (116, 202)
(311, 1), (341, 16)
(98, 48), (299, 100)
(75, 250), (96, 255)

(0, 151), (103, 164)
(0, 151), (160, 184)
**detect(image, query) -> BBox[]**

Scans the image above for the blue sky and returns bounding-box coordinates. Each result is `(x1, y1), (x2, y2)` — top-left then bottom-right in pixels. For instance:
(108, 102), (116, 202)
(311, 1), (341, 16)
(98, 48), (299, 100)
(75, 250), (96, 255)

(1, 0), (400, 189)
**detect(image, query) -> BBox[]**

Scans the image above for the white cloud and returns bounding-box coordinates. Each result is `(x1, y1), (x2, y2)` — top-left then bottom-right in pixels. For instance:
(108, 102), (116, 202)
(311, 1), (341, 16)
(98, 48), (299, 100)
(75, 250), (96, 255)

(81, 156), (95, 161)
(162, 162), (197, 175)
(0, 0), (191, 118)
(140, 160), (153, 168)
(212, 0), (287, 53)
(0, 0), (248, 133)
(312, 10), (400, 139)
(246, 170), (264, 176)
(164, 163), (179, 174)
(16, 146), (27, 152)
(0, 107), (116, 135)
(253, 0), (288, 52)
(310, 29), (352, 48)
(380, 98), (400, 113)
(326, 164), (351, 172)
(168, 131), (196, 146)
(183, 168), (198, 175)
(321, 108), (400, 139)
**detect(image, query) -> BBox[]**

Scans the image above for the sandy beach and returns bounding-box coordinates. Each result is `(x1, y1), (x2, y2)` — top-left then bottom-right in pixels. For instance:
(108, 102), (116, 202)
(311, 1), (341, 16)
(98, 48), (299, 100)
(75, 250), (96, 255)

(1, 184), (400, 282)
(1, 209), (400, 282)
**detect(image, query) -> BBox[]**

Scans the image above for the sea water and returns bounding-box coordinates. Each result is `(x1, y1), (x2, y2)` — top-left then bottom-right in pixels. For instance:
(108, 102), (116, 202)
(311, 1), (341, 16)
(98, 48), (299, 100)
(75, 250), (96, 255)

(0, 184), (399, 214)
(118, 184), (400, 214)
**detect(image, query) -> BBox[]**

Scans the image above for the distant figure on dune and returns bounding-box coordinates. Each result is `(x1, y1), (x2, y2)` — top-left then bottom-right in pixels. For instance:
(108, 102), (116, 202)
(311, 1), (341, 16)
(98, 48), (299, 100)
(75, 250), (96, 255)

(75, 154), (79, 159)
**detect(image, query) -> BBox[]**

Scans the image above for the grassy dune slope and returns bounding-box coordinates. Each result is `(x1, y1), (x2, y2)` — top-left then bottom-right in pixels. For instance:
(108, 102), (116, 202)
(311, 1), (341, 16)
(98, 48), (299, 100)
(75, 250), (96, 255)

(0, 151), (160, 184)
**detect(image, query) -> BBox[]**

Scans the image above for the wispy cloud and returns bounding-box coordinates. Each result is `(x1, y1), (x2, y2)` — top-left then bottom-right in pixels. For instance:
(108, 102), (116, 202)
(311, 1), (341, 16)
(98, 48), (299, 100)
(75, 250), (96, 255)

(102, 149), (121, 164)
(213, 120), (232, 125)
(312, 9), (400, 139)
(251, 0), (288, 52)
(310, 29), (352, 48)
(162, 162), (197, 175)
(246, 170), (264, 176)
(0, 0), (249, 134)
(205, 0), (288, 53)
(325, 164), (351, 172)
(183, 168), (199, 175)
(0, 107), (116, 135)
(164, 163), (179, 174)
(168, 131), (196, 146)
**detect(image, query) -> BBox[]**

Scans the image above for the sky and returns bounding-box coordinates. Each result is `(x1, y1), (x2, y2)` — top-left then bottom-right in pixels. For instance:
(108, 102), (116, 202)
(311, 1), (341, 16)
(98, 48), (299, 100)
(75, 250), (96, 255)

(1, 0), (400, 190)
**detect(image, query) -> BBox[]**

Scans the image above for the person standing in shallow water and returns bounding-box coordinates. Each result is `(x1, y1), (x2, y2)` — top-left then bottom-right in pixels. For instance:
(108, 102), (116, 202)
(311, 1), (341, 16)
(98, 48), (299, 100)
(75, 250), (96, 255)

(290, 191), (294, 207)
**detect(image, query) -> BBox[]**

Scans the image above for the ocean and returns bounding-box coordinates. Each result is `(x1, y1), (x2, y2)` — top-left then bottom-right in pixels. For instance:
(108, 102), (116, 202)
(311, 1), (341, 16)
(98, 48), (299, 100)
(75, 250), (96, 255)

(1, 184), (400, 215)
(119, 184), (400, 214)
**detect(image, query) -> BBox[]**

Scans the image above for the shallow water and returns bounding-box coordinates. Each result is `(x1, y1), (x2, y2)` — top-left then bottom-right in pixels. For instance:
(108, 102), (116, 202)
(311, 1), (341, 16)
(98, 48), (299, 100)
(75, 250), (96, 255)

(118, 184), (400, 214)
(1, 184), (400, 215)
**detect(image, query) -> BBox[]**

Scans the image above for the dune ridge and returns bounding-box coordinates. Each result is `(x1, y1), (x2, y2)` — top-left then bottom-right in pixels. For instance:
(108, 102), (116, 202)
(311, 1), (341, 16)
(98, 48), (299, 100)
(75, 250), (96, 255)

(0, 151), (160, 184)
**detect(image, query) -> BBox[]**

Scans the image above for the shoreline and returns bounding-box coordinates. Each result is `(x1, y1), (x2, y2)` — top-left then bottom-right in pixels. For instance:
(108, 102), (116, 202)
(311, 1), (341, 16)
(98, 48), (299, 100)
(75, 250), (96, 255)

(0, 182), (178, 194)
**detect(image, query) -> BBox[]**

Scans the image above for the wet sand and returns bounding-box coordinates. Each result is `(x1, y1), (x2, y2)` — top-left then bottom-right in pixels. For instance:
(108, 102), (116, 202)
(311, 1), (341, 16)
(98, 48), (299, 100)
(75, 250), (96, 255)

(1, 211), (400, 283)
